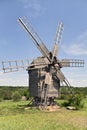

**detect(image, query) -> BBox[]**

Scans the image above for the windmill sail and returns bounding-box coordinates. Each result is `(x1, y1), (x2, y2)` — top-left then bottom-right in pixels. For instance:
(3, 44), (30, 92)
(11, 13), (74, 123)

(53, 64), (71, 87)
(1, 58), (49, 73)
(2, 59), (31, 73)
(18, 17), (50, 60)
(61, 59), (84, 67)
(52, 21), (64, 57)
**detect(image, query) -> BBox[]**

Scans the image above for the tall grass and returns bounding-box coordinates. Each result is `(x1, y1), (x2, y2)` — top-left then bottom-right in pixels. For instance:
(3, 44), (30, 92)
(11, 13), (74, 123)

(0, 100), (87, 130)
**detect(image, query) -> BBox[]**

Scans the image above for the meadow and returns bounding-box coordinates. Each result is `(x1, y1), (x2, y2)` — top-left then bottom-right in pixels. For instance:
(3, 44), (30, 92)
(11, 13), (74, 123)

(0, 99), (87, 130)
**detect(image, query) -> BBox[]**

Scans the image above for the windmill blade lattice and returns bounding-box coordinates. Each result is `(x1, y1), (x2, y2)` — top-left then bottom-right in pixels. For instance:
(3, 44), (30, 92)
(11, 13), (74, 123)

(1, 58), (49, 73)
(18, 17), (50, 59)
(2, 59), (31, 73)
(52, 21), (64, 57)
(61, 59), (84, 67)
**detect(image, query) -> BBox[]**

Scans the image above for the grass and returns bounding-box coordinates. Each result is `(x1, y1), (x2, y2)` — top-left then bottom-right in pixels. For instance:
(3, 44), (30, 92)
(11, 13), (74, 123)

(0, 100), (87, 130)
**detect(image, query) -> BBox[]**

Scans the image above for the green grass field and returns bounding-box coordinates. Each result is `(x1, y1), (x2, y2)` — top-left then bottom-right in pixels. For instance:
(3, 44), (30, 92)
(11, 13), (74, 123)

(0, 100), (87, 130)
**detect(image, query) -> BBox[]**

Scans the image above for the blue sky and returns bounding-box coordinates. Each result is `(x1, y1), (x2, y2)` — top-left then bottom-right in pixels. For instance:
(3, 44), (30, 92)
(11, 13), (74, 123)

(0, 0), (87, 87)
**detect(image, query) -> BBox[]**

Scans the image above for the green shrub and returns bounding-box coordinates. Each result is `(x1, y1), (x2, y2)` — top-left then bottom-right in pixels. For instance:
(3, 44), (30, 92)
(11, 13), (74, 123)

(0, 98), (2, 102)
(23, 89), (29, 100)
(60, 93), (71, 100)
(62, 92), (84, 110)
(1, 90), (12, 100)
(12, 91), (21, 101)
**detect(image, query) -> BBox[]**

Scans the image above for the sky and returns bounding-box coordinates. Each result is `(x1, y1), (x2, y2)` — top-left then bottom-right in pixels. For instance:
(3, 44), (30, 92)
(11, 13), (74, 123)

(0, 0), (87, 87)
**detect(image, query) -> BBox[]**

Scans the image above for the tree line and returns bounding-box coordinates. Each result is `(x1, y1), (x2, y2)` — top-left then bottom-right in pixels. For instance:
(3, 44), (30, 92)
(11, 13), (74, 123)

(0, 85), (87, 101)
(0, 86), (29, 101)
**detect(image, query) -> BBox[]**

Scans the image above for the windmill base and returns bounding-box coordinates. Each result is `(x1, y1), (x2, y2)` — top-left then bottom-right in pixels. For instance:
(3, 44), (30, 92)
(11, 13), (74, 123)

(32, 96), (56, 106)
(38, 104), (60, 111)
(31, 96), (60, 111)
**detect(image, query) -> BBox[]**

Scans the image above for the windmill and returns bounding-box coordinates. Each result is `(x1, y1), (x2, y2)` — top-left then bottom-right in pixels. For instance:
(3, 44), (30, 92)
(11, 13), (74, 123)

(2, 17), (84, 106)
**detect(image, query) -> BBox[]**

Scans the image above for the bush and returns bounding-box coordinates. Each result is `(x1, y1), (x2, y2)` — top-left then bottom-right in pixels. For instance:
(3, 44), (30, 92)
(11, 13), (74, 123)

(62, 92), (84, 110)
(60, 93), (71, 100)
(1, 89), (12, 100)
(23, 89), (29, 100)
(12, 91), (21, 101)
(0, 98), (2, 102)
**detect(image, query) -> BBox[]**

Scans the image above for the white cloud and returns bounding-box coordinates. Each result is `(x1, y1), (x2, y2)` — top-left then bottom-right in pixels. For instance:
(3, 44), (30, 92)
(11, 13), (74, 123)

(0, 72), (28, 86)
(68, 78), (87, 87)
(19, 0), (46, 18)
(0, 71), (3, 75)
(62, 70), (87, 87)
(61, 30), (87, 87)
(62, 30), (87, 55)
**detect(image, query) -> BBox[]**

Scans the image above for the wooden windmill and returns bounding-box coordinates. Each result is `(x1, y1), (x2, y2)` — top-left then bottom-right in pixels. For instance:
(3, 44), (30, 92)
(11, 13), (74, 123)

(2, 17), (84, 105)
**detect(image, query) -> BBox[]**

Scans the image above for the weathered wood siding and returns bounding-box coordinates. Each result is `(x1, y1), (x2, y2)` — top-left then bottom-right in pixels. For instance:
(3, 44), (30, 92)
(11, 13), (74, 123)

(28, 57), (60, 98)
